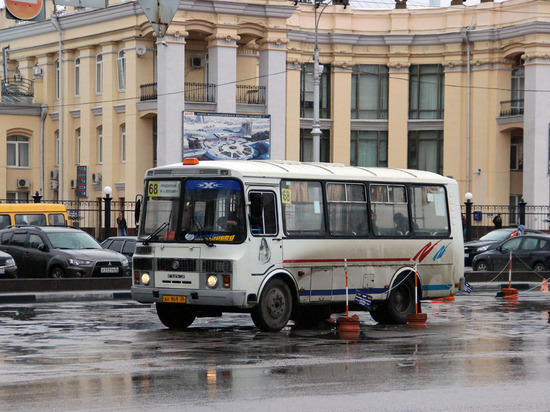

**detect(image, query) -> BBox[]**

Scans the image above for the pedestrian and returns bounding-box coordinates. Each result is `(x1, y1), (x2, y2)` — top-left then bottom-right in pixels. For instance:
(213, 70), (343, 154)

(117, 212), (127, 236)
(492, 213), (502, 229)
(509, 224), (524, 238)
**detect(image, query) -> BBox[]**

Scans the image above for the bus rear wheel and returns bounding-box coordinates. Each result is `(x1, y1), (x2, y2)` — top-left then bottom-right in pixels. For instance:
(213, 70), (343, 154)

(252, 278), (293, 332)
(156, 303), (196, 329)
(371, 276), (416, 324)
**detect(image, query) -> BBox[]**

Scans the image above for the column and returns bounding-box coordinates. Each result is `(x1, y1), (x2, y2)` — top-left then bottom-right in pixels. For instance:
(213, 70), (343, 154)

(331, 62), (352, 164)
(285, 61), (301, 160)
(207, 32), (239, 114)
(157, 33), (186, 166)
(387, 62), (410, 168)
(523, 54), (550, 205)
(258, 37), (288, 161)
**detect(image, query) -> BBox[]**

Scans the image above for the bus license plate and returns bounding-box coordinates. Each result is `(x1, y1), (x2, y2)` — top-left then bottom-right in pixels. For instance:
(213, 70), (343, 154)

(101, 267), (119, 274)
(162, 295), (186, 303)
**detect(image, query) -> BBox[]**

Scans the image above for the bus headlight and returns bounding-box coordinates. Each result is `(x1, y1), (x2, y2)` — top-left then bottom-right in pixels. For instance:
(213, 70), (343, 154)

(141, 273), (151, 286)
(206, 275), (219, 289)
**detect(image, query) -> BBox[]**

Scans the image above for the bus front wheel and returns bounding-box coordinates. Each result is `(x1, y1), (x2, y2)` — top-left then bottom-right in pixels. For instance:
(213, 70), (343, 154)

(252, 278), (293, 332)
(156, 303), (196, 329)
(371, 276), (416, 324)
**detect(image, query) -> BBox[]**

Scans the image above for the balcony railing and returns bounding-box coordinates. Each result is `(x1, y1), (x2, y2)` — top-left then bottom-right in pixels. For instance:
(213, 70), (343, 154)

(140, 82), (157, 101)
(500, 99), (524, 117)
(140, 82), (216, 103)
(1, 76), (34, 103)
(185, 82), (215, 103)
(237, 85), (266, 105)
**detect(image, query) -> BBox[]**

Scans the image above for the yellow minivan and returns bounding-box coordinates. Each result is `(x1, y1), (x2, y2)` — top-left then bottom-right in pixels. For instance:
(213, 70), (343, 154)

(0, 203), (68, 229)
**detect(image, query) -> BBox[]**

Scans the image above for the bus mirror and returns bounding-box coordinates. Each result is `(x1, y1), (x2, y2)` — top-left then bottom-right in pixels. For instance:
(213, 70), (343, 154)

(135, 194), (143, 225)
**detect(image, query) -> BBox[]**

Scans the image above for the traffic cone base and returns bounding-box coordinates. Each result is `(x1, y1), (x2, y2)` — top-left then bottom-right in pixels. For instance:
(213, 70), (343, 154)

(501, 287), (518, 300)
(337, 314), (360, 332)
(407, 312), (428, 328)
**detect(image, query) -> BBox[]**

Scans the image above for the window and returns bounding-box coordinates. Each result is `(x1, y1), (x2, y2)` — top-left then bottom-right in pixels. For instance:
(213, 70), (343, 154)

(48, 214), (66, 226)
(7, 192), (29, 202)
(74, 57), (80, 97)
(351, 65), (388, 119)
(350, 131), (387, 167)
(408, 130), (443, 175)
(510, 136), (523, 171)
(55, 60), (60, 100)
(15, 214), (47, 226)
(281, 180), (325, 236)
(96, 54), (103, 94)
(300, 129), (330, 162)
(327, 183), (368, 236)
(511, 60), (524, 115)
(76, 128), (81, 165)
(410, 185), (449, 236)
(28, 234), (43, 249)
(300, 63), (331, 119)
(370, 184), (409, 237)
(97, 126), (103, 164)
(249, 192), (277, 236)
(120, 124), (126, 163)
(55, 130), (60, 166)
(409, 64), (444, 119)
(117, 50), (126, 91)
(7, 135), (30, 168)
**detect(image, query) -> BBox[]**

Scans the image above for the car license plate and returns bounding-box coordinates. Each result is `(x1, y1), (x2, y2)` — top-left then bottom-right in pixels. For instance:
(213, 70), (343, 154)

(0, 267), (4, 274)
(101, 267), (119, 274)
(162, 295), (186, 303)
(464, 253), (469, 258)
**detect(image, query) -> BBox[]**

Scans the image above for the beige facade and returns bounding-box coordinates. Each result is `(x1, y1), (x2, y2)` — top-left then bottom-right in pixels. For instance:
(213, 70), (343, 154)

(1, 0), (549, 207)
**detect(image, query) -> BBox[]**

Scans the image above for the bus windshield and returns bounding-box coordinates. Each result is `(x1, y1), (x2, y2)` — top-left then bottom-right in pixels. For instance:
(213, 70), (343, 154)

(139, 179), (246, 244)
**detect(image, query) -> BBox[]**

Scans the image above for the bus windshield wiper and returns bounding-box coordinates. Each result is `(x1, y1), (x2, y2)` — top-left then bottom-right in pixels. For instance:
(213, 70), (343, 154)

(143, 221), (169, 245)
(193, 216), (215, 247)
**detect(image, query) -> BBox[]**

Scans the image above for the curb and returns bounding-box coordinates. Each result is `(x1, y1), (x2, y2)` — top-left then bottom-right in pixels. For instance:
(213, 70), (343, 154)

(0, 291), (132, 304)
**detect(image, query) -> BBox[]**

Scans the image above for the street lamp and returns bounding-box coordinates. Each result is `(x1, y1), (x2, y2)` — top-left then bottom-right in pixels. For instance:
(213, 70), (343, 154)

(464, 192), (473, 242)
(310, 0), (348, 162)
(103, 185), (112, 240)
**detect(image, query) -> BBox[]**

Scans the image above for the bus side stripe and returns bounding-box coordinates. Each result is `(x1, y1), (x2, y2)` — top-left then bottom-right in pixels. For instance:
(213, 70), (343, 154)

(283, 258), (411, 264)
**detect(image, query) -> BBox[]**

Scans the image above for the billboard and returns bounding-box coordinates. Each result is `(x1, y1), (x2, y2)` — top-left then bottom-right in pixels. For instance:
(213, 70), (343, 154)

(183, 112), (270, 161)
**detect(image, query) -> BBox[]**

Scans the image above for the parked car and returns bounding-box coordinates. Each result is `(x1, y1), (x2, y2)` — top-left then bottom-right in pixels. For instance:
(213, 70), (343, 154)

(0, 226), (129, 278)
(464, 227), (543, 266)
(0, 250), (17, 279)
(100, 236), (137, 270)
(472, 234), (550, 272)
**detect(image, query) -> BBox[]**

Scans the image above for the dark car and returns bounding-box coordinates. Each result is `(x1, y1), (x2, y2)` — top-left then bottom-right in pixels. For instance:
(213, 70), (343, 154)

(0, 250), (17, 279)
(0, 226), (129, 278)
(464, 227), (543, 266)
(472, 234), (550, 272)
(100, 236), (137, 270)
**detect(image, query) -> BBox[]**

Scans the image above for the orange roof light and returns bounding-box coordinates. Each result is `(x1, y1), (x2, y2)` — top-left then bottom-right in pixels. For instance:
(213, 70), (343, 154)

(183, 158), (199, 165)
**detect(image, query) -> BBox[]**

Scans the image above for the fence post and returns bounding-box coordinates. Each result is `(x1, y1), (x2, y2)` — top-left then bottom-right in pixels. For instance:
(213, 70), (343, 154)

(103, 186), (112, 241)
(465, 192), (473, 241)
(518, 197), (526, 226)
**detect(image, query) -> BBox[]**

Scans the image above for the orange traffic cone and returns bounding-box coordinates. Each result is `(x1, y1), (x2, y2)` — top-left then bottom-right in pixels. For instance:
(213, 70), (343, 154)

(541, 279), (549, 294)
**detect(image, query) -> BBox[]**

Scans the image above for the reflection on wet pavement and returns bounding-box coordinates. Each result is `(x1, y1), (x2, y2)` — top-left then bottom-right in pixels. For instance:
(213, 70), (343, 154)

(1, 292), (550, 411)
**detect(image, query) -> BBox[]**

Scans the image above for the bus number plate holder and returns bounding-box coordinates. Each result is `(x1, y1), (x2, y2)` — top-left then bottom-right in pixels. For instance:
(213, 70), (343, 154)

(162, 295), (186, 303)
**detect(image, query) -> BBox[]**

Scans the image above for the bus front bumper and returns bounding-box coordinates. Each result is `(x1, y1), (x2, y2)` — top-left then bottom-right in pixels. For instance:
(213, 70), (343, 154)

(131, 286), (248, 308)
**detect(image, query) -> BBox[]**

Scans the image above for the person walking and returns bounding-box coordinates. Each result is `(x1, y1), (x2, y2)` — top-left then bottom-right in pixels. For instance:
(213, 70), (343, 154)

(117, 212), (127, 236)
(492, 213), (502, 229)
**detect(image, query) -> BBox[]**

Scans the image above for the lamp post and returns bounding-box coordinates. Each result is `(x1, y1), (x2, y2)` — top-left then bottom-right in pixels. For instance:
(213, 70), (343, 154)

(103, 185), (112, 241)
(310, 0), (348, 162)
(464, 192), (473, 242)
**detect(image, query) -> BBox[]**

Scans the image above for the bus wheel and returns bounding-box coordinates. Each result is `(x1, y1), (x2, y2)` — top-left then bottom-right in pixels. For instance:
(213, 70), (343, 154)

(369, 304), (389, 324)
(252, 278), (293, 332)
(382, 276), (416, 324)
(156, 303), (196, 329)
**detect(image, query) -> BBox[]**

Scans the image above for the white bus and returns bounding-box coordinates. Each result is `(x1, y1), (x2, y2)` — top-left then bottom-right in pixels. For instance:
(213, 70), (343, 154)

(131, 159), (464, 332)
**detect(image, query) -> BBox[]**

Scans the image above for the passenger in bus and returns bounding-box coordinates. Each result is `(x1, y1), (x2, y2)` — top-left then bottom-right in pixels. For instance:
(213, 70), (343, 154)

(393, 212), (409, 235)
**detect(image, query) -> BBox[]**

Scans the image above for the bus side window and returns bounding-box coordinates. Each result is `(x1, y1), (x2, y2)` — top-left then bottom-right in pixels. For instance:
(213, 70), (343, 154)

(249, 192), (277, 236)
(0, 215), (10, 229)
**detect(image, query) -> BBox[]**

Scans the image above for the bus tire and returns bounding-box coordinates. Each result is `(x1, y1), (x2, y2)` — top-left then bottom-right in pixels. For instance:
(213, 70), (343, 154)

(252, 278), (293, 332)
(373, 275), (416, 324)
(156, 303), (196, 329)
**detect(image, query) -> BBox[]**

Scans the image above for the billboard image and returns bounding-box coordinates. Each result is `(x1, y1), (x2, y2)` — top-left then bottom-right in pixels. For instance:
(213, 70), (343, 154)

(183, 112), (270, 160)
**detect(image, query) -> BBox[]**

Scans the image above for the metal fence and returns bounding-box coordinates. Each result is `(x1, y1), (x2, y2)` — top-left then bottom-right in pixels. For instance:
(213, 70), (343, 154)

(0, 199), (138, 240)
(460, 204), (550, 239)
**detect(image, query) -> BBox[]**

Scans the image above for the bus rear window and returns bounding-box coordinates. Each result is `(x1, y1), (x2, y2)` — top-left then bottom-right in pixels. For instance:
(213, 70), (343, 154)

(282, 180), (325, 237)
(15, 214), (46, 226)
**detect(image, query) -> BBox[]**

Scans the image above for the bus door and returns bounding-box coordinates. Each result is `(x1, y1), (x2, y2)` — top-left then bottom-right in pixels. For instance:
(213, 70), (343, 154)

(247, 190), (282, 277)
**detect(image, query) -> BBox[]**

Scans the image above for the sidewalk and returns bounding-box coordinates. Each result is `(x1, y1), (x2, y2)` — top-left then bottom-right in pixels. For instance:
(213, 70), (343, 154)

(0, 290), (132, 304)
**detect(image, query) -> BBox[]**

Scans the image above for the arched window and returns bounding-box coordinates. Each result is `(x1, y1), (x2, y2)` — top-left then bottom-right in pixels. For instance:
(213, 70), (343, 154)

(74, 57), (81, 97)
(7, 135), (30, 168)
(117, 50), (126, 92)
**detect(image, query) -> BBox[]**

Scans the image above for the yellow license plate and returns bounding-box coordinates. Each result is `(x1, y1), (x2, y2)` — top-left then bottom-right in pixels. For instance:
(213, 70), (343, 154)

(162, 295), (186, 303)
